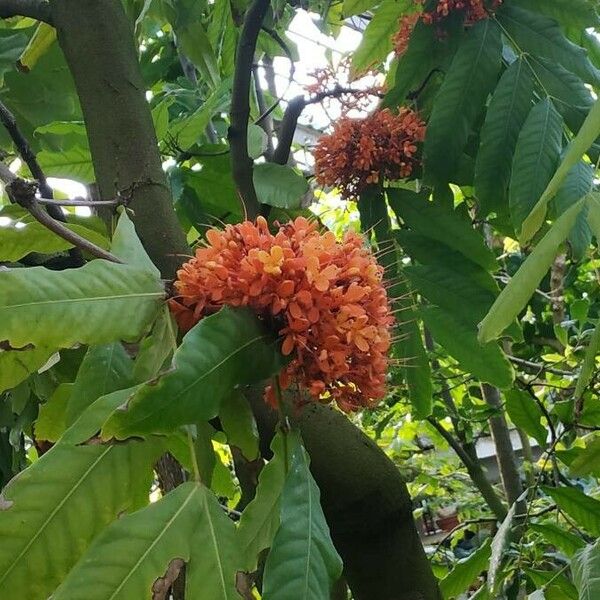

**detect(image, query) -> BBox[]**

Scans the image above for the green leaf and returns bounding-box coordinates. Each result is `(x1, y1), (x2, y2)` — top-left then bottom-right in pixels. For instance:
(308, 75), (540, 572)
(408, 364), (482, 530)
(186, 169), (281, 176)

(16, 22), (57, 72)
(34, 382), (72, 442)
(248, 123), (267, 159)
(102, 307), (285, 439)
(421, 306), (513, 388)
(474, 58), (534, 216)
(36, 145), (94, 183)
(543, 486), (600, 537)
(487, 501), (517, 593)
(574, 320), (600, 402)
(343, 0), (379, 17)
(351, 0), (412, 75)
(478, 198), (584, 343)
(388, 189), (497, 271)
(66, 343), (134, 425)
(253, 163), (309, 209)
(521, 96), (600, 242)
(504, 389), (547, 448)
(0, 260), (164, 350)
(0, 439), (159, 599)
(512, 0), (600, 30)
(220, 391), (259, 460)
(509, 98), (563, 233)
(569, 436), (600, 477)
(151, 97), (172, 142)
(439, 539), (491, 600)
(572, 540), (600, 600)
(133, 306), (176, 382)
(237, 431), (287, 571)
(262, 432), (343, 599)
(52, 481), (239, 600)
(529, 522), (585, 558)
(0, 347), (53, 394)
(424, 19), (502, 184)
(497, 4), (600, 85)
(177, 21), (220, 89)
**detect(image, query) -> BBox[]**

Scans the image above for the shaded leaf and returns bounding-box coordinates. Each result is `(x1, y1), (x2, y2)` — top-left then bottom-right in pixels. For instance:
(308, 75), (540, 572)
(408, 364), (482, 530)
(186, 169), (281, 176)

(34, 383), (72, 443)
(220, 391), (259, 460)
(543, 486), (600, 537)
(569, 436), (600, 477)
(0, 347), (53, 394)
(504, 389), (547, 448)
(529, 522), (585, 558)
(36, 145), (94, 183)
(572, 539), (600, 600)
(254, 163), (308, 209)
(439, 539), (491, 600)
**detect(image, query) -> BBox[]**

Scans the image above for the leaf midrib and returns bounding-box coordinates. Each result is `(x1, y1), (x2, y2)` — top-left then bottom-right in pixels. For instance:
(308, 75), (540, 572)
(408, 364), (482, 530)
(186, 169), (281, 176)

(2, 291), (164, 310)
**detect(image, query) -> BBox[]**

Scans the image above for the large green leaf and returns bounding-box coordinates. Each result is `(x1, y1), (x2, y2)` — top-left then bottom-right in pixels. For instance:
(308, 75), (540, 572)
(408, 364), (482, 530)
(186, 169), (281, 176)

(219, 391), (259, 460)
(572, 540), (600, 600)
(543, 486), (600, 537)
(102, 307), (285, 439)
(474, 58), (533, 216)
(66, 343), (134, 424)
(262, 432), (343, 599)
(388, 189), (497, 271)
(254, 163), (309, 209)
(504, 389), (547, 448)
(529, 522), (585, 558)
(521, 96), (600, 242)
(0, 260), (164, 350)
(421, 306), (513, 389)
(36, 145), (94, 183)
(177, 21), (220, 88)
(569, 436), (600, 478)
(439, 539), (491, 600)
(237, 431), (287, 571)
(509, 98), (563, 232)
(0, 438), (158, 599)
(34, 382), (72, 442)
(0, 347), (53, 394)
(512, 0), (600, 30)
(497, 4), (600, 85)
(478, 199), (585, 343)
(424, 19), (502, 184)
(351, 0), (412, 75)
(52, 482), (239, 600)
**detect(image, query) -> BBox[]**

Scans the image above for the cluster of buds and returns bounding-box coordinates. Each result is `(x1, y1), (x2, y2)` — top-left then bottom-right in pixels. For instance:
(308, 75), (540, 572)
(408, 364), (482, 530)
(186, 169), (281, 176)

(313, 107), (426, 200)
(170, 217), (393, 412)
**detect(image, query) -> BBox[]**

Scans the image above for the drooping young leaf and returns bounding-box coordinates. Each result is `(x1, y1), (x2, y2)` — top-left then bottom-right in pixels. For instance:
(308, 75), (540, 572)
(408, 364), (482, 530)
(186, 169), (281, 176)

(543, 486), (600, 537)
(497, 4), (600, 85)
(65, 342), (134, 424)
(0, 439), (159, 600)
(509, 98), (563, 233)
(34, 382), (72, 443)
(420, 306), (514, 389)
(52, 481), (239, 600)
(0, 260), (164, 350)
(102, 307), (285, 439)
(487, 501), (517, 593)
(439, 539), (491, 600)
(262, 432), (343, 599)
(478, 199), (585, 343)
(237, 431), (287, 571)
(219, 391), (259, 460)
(572, 539), (600, 600)
(474, 58), (534, 216)
(424, 19), (502, 184)
(16, 22), (56, 72)
(529, 522), (585, 558)
(504, 389), (547, 448)
(253, 163), (309, 210)
(0, 346), (53, 394)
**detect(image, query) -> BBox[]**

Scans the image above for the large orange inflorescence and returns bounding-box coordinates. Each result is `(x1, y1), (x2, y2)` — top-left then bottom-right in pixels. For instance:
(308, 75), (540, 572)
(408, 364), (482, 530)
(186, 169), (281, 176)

(313, 107), (426, 200)
(169, 216), (393, 412)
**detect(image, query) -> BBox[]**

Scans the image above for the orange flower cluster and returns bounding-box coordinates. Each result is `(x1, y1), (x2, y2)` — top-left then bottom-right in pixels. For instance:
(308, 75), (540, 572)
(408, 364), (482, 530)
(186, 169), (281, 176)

(169, 216), (393, 412)
(392, 12), (421, 57)
(314, 107), (426, 200)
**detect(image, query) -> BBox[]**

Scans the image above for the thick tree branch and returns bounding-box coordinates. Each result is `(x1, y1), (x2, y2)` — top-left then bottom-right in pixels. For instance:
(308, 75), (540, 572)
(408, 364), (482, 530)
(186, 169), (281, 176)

(228, 0), (270, 218)
(0, 0), (52, 22)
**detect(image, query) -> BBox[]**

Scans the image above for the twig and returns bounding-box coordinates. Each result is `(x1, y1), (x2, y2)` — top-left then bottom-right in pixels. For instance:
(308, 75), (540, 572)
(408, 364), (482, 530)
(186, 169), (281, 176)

(0, 0), (52, 23)
(508, 355), (573, 377)
(37, 197), (120, 207)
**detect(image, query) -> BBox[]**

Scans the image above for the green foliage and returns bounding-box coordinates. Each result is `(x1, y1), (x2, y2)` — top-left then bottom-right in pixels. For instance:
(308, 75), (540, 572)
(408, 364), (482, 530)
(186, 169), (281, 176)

(504, 389), (547, 448)
(219, 391), (259, 460)
(529, 522), (585, 558)
(253, 163), (309, 209)
(487, 501), (517, 594)
(572, 540), (600, 600)
(439, 539), (491, 600)
(543, 486), (600, 537)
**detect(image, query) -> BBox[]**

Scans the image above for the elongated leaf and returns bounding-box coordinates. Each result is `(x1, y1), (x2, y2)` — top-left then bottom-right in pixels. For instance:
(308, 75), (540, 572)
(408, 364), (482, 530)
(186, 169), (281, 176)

(17, 22), (56, 72)
(478, 199), (584, 343)
(424, 19), (502, 184)
(262, 432), (343, 599)
(569, 436), (600, 477)
(487, 501), (517, 593)
(572, 540), (600, 600)
(530, 522), (585, 558)
(36, 145), (94, 183)
(0, 439), (158, 599)
(220, 391), (259, 460)
(102, 307), (285, 439)
(521, 96), (600, 242)
(475, 59), (533, 216)
(0, 260), (164, 350)
(543, 486), (600, 537)
(52, 482), (238, 600)
(177, 21), (220, 89)
(254, 163), (309, 209)
(66, 343), (133, 424)
(513, 0), (600, 30)
(497, 5), (600, 85)
(574, 321), (600, 401)
(439, 539), (491, 600)
(351, 0), (412, 75)
(133, 306), (176, 382)
(421, 306), (513, 388)
(0, 346), (53, 394)
(504, 389), (547, 448)
(525, 568), (578, 599)
(35, 382), (72, 442)
(509, 98), (563, 232)
(388, 189), (497, 271)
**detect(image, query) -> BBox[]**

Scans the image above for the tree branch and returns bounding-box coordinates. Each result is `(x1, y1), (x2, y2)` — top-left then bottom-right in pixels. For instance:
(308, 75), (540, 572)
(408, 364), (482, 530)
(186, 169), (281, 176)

(228, 0), (270, 218)
(0, 0), (52, 23)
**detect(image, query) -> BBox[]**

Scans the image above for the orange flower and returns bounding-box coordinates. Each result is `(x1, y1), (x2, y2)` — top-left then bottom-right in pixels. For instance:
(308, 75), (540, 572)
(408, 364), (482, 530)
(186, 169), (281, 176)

(169, 216), (394, 412)
(314, 107), (426, 200)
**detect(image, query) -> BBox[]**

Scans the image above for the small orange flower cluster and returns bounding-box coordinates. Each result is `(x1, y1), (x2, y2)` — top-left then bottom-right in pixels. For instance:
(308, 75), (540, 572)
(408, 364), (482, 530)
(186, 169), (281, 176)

(313, 107), (426, 200)
(169, 217), (393, 412)
(392, 12), (421, 57)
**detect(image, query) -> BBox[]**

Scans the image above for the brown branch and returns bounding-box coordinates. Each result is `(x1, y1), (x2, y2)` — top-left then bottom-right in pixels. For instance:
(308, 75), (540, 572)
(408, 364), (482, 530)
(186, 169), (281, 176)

(228, 0), (270, 218)
(0, 0), (52, 22)
(508, 355), (573, 377)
